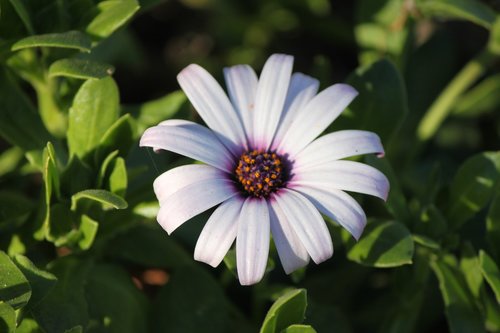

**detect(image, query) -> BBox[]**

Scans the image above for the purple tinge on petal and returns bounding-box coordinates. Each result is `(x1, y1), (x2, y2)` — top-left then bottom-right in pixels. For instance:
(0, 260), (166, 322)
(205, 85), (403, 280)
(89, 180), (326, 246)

(252, 54), (294, 150)
(272, 189), (333, 264)
(291, 185), (367, 240)
(153, 164), (227, 204)
(294, 130), (385, 170)
(157, 178), (237, 235)
(177, 64), (247, 153)
(290, 160), (390, 201)
(223, 65), (258, 142)
(271, 72), (319, 151)
(268, 199), (310, 274)
(236, 197), (270, 286)
(194, 196), (244, 267)
(140, 120), (235, 172)
(277, 83), (358, 157)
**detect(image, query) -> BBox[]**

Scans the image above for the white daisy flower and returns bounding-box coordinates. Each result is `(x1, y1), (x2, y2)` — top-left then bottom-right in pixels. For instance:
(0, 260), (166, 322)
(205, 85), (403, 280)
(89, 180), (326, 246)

(140, 54), (389, 285)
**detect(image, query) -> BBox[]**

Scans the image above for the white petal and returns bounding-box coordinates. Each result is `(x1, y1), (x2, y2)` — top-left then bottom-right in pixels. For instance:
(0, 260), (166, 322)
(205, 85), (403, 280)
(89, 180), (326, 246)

(252, 54), (294, 150)
(291, 160), (390, 201)
(295, 130), (385, 170)
(177, 64), (247, 152)
(271, 73), (319, 151)
(140, 120), (235, 172)
(223, 65), (258, 140)
(153, 165), (226, 203)
(268, 200), (309, 274)
(157, 178), (237, 234)
(277, 84), (358, 156)
(194, 196), (244, 267)
(236, 198), (270, 286)
(272, 189), (333, 264)
(292, 185), (367, 240)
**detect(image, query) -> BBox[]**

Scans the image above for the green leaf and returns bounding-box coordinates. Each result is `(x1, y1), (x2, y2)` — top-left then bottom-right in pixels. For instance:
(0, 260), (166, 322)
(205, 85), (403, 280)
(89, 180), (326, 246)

(0, 251), (31, 309)
(480, 250), (500, 303)
(460, 244), (483, 298)
(32, 257), (91, 333)
(347, 221), (414, 267)
(67, 77), (120, 159)
(78, 215), (99, 250)
(332, 59), (408, 144)
(71, 189), (128, 210)
(453, 73), (500, 117)
(260, 289), (307, 333)
(0, 301), (16, 333)
(447, 151), (500, 229)
(283, 324), (317, 333)
(13, 255), (57, 309)
(431, 257), (485, 333)
(107, 157), (127, 197)
(487, 193), (500, 259)
(8, 0), (35, 35)
(0, 146), (24, 177)
(12, 31), (92, 52)
(416, 0), (496, 29)
(97, 150), (119, 189)
(488, 17), (500, 55)
(49, 58), (115, 80)
(95, 113), (135, 163)
(16, 318), (41, 333)
(60, 156), (93, 195)
(86, 264), (148, 333)
(86, 0), (140, 39)
(151, 265), (229, 333)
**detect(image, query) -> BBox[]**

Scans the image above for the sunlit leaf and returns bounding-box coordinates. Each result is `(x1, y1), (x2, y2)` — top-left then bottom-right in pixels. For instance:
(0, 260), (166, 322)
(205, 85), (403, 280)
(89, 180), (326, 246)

(0, 251), (31, 309)
(453, 73), (500, 117)
(0, 301), (16, 333)
(49, 58), (115, 80)
(283, 324), (317, 333)
(78, 215), (99, 250)
(347, 221), (414, 267)
(95, 114), (135, 163)
(86, 0), (140, 39)
(12, 31), (92, 52)
(71, 189), (128, 210)
(480, 250), (500, 303)
(260, 289), (307, 333)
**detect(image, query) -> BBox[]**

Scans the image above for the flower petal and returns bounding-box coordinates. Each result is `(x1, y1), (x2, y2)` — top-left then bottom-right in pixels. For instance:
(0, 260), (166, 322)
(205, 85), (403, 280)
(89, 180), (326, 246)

(153, 165), (226, 204)
(140, 120), (235, 172)
(277, 84), (358, 157)
(292, 185), (367, 240)
(157, 178), (237, 234)
(177, 64), (247, 152)
(294, 130), (384, 170)
(236, 198), (270, 285)
(291, 160), (390, 201)
(252, 54), (293, 150)
(271, 73), (319, 151)
(194, 196), (244, 267)
(268, 200), (309, 274)
(272, 189), (333, 264)
(223, 65), (258, 141)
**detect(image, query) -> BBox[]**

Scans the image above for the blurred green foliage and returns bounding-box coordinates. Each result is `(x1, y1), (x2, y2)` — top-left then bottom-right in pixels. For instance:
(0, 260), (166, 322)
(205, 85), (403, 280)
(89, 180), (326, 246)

(0, 0), (500, 332)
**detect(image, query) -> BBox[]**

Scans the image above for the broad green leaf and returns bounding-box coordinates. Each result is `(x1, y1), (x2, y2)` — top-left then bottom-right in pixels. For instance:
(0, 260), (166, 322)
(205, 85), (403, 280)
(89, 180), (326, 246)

(8, 0), (34, 35)
(151, 265), (229, 333)
(67, 77), (119, 159)
(431, 257), (485, 333)
(480, 250), (500, 303)
(453, 73), (500, 117)
(32, 257), (91, 333)
(283, 324), (317, 333)
(260, 289), (307, 333)
(95, 114), (135, 163)
(460, 244), (483, 298)
(71, 189), (128, 210)
(16, 318), (41, 333)
(0, 191), (33, 232)
(86, 0), (140, 39)
(107, 157), (127, 197)
(0, 251), (31, 309)
(97, 150), (119, 188)
(347, 221), (414, 267)
(86, 264), (148, 333)
(487, 193), (500, 259)
(416, 0), (496, 29)
(332, 59), (408, 144)
(488, 17), (500, 55)
(0, 68), (51, 152)
(0, 146), (23, 177)
(447, 151), (500, 229)
(49, 58), (115, 80)
(12, 31), (92, 52)
(106, 224), (190, 268)
(13, 255), (57, 309)
(0, 301), (16, 333)
(78, 215), (99, 250)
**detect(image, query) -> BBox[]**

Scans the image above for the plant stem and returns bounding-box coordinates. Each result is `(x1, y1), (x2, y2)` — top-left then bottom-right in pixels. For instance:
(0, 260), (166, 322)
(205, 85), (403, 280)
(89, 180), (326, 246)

(416, 49), (495, 142)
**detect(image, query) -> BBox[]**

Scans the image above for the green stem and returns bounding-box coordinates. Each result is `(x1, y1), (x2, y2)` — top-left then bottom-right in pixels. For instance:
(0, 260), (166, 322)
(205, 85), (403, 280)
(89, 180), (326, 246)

(416, 49), (495, 142)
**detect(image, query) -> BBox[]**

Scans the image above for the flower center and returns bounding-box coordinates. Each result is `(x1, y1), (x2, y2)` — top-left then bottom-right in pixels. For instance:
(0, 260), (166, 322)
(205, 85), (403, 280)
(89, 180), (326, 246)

(234, 150), (287, 198)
